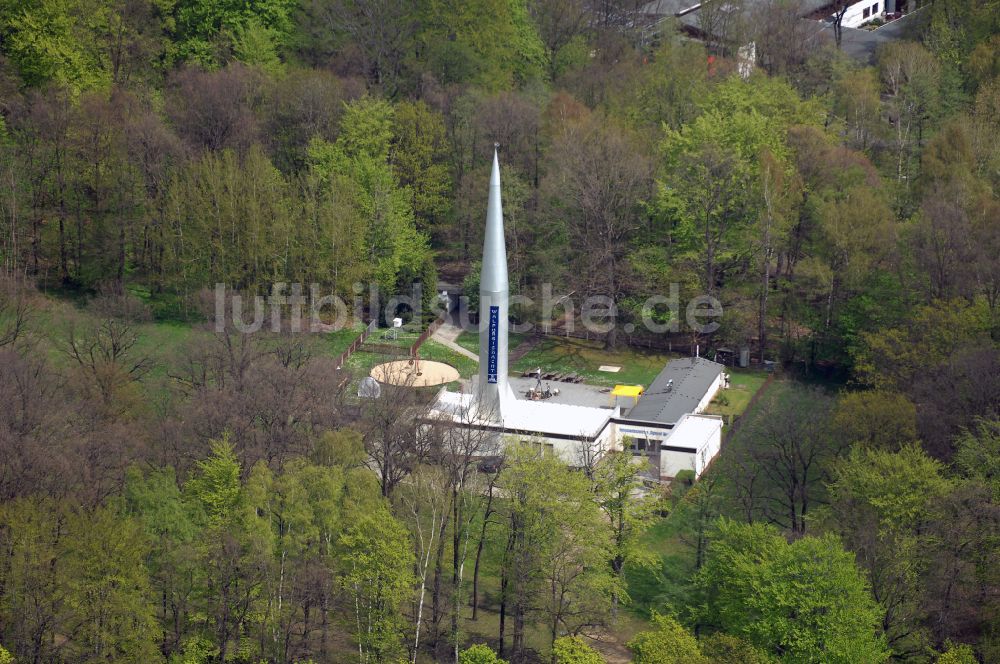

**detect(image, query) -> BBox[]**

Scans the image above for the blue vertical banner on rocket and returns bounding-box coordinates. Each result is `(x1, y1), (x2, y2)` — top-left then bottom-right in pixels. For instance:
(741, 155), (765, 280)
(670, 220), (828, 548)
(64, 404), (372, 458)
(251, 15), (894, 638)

(487, 305), (499, 383)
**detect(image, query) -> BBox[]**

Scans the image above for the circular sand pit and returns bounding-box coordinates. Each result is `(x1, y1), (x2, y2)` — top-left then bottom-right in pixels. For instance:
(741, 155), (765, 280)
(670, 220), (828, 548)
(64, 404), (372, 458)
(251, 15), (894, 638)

(371, 359), (460, 387)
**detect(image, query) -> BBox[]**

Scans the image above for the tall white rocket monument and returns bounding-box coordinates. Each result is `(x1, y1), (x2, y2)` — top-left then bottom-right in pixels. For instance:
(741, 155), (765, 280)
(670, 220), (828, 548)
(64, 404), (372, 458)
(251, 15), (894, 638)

(429, 147), (617, 456)
(477, 147), (511, 420)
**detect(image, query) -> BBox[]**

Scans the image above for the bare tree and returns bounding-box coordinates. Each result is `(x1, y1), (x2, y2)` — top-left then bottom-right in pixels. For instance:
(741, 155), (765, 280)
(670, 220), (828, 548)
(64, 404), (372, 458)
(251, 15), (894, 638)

(360, 362), (433, 497)
(911, 347), (1000, 461)
(0, 276), (31, 348)
(587, 0), (648, 33)
(0, 128), (27, 277)
(164, 293), (349, 472)
(751, 0), (819, 76)
(574, 435), (604, 478)
(470, 463), (501, 623)
(62, 288), (153, 413)
(923, 482), (1000, 647)
(673, 469), (723, 571)
(0, 349), (72, 500)
(396, 464), (450, 663)
(415, 394), (502, 661)
(831, 0), (851, 49)
(166, 64), (260, 155)
(910, 183), (978, 301)
(529, 0), (590, 79)
(307, 0), (414, 93)
(832, 68), (883, 151)
(735, 386), (837, 535)
(698, 0), (750, 55)
(879, 42), (941, 183)
(542, 114), (653, 348)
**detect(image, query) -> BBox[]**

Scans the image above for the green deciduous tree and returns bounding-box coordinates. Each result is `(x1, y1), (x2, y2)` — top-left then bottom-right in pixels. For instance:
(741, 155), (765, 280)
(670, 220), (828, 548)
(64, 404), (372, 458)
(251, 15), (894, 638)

(393, 100), (452, 235)
(183, 436), (271, 663)
(831, 390), (918, 450)
(832, 67), (882, 152)
(852, 299), (990, 391)
(459, 643), (508, 664)
(809, 183), (897, 361)
(698, 633), (775, 663)
(0, 0), (108, 90)
(655, 77), (820, 312)
(618, 32), (708, 133)
(416, 0), (546, 89)
(163, 146), (292, 293)
(552, 636), (604, 664)
(0, 497), (162, 663)
(308, 96), (435, 300)
(0, 497), (69, 663)
(656, 127), (753, 299)
(124, 465), (201, 655)
(628, 613), (707, 664)
(592, 450), (659, 616)
(167, 0), (296, 66)
(823, 445), (953, 658)
(935, 642), (978, 664)
(528, 0), (589, 80)
(552, 635), (604, 664)
(954, 419), (1000, 500)
(694, 519), (889, 663)
(497, 444), (616, 660)
(60, 504), (162, 663)
(338, 504), (414, 663)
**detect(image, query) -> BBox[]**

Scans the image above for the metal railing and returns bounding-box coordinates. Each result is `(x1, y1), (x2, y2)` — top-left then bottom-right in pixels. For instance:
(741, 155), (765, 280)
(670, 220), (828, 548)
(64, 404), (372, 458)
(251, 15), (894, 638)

(409, 316), (445, 357)
(333, 318), (378, 369)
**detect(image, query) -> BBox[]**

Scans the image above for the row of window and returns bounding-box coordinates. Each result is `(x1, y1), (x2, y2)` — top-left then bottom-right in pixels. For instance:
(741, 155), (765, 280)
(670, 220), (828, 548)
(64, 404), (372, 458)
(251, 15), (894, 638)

(862, 2), (879, 18)
(630, 438), (657, 455)
(531, 441), (556, 457)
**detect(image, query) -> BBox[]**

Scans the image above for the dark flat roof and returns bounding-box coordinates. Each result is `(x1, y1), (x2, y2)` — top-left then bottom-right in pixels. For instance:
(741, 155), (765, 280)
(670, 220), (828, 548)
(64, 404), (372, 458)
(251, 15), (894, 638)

(624, 357), (724, 425)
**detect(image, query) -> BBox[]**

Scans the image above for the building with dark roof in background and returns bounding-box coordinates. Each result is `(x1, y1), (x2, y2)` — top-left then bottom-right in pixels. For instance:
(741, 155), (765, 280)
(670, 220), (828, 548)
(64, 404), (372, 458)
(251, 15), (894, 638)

(639, 0), (921, 65)
(615, 356), (725, 480)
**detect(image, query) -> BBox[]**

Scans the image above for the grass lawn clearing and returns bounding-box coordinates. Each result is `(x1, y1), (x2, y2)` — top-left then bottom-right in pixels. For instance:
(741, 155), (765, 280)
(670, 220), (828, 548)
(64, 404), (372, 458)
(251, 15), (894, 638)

(625, 513), (696, 620)
(704, 368), (769, 421)
(322, 320), (365, 358)
(416, 339), (478, 378)
(509, 336), (676, 387)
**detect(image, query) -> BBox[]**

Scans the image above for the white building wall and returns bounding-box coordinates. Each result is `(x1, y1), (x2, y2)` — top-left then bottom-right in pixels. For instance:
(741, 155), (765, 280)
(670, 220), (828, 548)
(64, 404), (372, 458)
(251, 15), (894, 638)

(694, 372), (724, 414)
(841, 0), (883, 28)
(660, 413), (723, 480)
(510, 422), (618, 467)
(660, 448), (696, 479)
(693, 418), (722, 477)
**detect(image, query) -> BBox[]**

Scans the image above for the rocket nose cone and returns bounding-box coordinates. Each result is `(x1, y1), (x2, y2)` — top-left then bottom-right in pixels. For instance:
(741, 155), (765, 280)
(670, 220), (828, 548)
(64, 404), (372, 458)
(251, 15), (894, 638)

(481, 147), (508, 292)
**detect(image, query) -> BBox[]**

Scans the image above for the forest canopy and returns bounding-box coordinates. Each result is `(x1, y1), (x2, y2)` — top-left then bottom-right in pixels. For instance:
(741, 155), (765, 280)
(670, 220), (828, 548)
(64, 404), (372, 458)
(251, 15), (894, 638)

(0, 0), (998, 662)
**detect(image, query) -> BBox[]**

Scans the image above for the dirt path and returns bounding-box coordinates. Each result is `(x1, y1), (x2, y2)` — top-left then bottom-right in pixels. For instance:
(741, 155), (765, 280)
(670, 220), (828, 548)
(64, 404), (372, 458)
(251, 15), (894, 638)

(583, 629), (632, 663)
(509, 335), (542, 363)
(431, 322), (480, 362)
